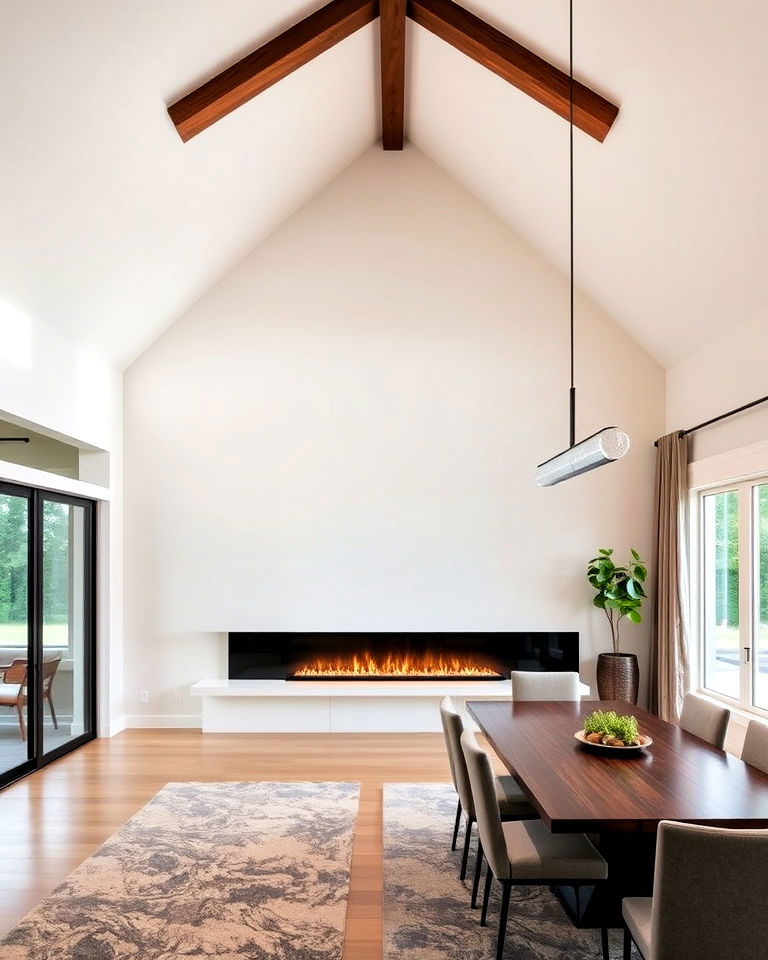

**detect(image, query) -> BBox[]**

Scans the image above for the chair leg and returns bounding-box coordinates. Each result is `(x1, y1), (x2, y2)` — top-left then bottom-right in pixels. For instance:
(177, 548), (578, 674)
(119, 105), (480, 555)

(471, 839), (484, 908)
(495, 880), (512, 960)
(480, 865), (493, 926)
(623, 925), (633, 960)
(16, 701), (26, 741)
(600, 925), (609, 960)
(451, 800), (462, 850)
(47, 693), (58, 730)
(459, 817), (473, 880)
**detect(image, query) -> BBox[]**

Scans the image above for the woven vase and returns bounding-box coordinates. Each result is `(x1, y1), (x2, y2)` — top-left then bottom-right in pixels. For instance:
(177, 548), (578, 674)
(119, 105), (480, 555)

(596, 652), (639, 704)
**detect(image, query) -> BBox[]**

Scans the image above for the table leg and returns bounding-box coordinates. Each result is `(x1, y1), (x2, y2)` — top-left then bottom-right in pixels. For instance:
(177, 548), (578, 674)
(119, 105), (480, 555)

(553, 830), (656, 929)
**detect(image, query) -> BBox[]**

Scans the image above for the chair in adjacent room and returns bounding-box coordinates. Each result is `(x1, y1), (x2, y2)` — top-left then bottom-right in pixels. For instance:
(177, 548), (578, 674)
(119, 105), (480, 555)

(510, 670), (581, 701)
(461, 729), (608, 960)
(678, 692), (729, 748)
(42, 653), (62, 729)
(439, 697), (537, 906)
(0, 653), (62, 740)
(622, 820), (768, 960)
(0, 659), (28, 739)
(740, 719), (768, 773)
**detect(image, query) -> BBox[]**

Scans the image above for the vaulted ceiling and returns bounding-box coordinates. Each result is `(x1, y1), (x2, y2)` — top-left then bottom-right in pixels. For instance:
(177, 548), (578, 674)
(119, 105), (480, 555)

(1, 0), (765, 369)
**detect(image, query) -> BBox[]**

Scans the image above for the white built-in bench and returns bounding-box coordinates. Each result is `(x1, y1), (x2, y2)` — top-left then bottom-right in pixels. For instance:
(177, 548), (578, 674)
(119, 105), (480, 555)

(189, 678), (591, 733)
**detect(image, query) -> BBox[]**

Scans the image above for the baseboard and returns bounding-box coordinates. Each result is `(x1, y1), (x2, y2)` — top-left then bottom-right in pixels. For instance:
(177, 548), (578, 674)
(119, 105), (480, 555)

(101, 715), (126, 738)
(124, 714), (202, 729)
(0, 715), (74, 727)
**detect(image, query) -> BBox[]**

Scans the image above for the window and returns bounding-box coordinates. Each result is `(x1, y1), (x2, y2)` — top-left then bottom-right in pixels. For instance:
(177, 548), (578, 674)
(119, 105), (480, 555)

(0, 481), (96, 788)
(697, 477), (768, 715)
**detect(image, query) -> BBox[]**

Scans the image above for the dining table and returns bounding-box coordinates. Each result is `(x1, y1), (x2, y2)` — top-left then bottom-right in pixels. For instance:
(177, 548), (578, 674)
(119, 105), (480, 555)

(467, 698), (768, 928)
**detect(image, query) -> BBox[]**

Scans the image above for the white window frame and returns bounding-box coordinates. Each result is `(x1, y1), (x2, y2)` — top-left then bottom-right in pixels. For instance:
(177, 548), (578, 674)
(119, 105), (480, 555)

(690, 444), (768, 720)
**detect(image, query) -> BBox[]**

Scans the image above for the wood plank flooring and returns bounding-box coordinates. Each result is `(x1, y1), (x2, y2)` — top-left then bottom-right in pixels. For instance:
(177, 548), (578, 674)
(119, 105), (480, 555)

(0, 730), (457, 959)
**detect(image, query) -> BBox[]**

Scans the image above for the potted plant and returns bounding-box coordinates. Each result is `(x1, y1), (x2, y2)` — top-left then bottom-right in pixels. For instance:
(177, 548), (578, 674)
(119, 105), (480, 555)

(587, 547), (647, 703)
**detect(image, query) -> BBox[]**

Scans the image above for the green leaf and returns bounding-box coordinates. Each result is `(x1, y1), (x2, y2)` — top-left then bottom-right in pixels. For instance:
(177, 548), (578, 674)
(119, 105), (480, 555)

(599, 548), (614, 556)
(626, 579), (638, 599)
(631, 548), (640, 561)
(634, 565), (647, 582)
(627, 609), (642, 624)
(592, 595), (606, 609)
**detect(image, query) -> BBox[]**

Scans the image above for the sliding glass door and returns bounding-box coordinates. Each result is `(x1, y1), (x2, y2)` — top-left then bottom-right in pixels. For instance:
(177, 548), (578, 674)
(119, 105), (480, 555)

(0, 484), (33, 782)
(0, 482), (95, 788)
(41, 495), (94, 759)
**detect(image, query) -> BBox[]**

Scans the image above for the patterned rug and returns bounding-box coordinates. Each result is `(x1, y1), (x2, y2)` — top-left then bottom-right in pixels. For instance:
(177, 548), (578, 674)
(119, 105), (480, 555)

(0, 781), (359, 960)
(383, 783), (639, 960)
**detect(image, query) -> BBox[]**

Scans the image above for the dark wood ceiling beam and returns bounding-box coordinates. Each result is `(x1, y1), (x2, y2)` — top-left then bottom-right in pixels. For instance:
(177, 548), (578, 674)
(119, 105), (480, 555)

(168, 0), (379, 142)
(406, 0), (618, 142)
(380, 0), (407, 149)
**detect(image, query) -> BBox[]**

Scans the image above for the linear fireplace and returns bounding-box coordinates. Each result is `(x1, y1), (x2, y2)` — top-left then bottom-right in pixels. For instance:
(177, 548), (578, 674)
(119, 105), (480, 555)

(228, 632), (578, 681)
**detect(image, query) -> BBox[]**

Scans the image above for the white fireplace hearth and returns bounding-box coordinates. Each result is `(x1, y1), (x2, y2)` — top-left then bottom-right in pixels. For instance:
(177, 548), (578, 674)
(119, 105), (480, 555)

(189, 678), (590, 732)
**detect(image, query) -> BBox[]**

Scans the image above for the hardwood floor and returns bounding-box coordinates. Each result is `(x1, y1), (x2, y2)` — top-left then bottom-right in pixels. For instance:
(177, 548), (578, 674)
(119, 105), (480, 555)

(0, 730), (455, 958)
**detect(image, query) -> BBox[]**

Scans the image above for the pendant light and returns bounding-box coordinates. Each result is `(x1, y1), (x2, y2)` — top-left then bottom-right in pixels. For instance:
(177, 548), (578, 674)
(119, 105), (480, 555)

(535, 0), (630, 488)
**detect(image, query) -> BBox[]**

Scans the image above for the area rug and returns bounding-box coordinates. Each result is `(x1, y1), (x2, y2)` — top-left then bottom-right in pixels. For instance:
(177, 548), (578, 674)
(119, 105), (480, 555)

(0, 781), (359, 960)
(383, 783), (638, 960)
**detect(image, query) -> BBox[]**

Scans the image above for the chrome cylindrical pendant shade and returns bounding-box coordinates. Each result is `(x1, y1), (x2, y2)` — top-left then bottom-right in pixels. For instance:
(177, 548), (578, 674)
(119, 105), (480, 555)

(535, 427), (630, 487)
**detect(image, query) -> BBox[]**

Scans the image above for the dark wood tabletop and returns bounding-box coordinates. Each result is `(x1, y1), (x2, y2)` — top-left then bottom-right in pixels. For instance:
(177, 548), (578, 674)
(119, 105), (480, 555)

(468, 698), (768, 834)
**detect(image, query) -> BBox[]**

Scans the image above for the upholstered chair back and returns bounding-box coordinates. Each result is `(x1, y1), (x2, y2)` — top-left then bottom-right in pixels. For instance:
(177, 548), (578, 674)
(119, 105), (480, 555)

(678, 693), (729, 748)
(460, 729), (510, 880)
(652, 820), (768, 959)
(510, 670), (580, 702)
(741, 719), (768, 774)
(439, 697), (474, 818)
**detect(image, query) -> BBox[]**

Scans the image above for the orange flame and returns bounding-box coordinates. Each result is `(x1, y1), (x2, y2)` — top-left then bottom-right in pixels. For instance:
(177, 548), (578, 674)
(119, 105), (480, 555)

(293, 652), (501, 678)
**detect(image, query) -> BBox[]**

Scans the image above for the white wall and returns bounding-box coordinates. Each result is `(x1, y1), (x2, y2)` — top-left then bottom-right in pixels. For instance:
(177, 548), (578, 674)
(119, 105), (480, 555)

(123, 147), (665, 725)
(0, 303), (124, 736)
(666, 309), (768, 462)
(0, 300), (117, 454)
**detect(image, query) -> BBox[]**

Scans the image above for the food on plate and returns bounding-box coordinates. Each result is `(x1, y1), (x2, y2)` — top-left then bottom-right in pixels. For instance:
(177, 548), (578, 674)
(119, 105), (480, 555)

(582, 709), (647, 747)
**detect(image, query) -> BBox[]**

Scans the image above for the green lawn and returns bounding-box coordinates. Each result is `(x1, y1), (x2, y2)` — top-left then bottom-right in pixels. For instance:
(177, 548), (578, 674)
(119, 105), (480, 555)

(0, 622), (68, 648)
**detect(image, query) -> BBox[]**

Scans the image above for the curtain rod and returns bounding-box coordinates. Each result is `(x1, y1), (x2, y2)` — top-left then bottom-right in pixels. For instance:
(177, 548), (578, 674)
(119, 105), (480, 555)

(0, 437), (30, 443)
(654, 394), (768, 447)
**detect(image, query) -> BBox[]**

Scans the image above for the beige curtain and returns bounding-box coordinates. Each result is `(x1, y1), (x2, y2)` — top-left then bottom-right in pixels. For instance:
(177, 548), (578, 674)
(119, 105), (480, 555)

(649, 432), (690, 722)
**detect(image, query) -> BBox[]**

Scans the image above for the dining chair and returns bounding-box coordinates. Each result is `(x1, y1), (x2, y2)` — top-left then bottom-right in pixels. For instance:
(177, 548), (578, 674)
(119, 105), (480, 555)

(678, 693), (729, 748)
(510, 670), (580, 701)
(740, 719), (768, 773)
(622, 820), (768, 960)
(460, 728), (608, 960)
(439, 697), (537, 902)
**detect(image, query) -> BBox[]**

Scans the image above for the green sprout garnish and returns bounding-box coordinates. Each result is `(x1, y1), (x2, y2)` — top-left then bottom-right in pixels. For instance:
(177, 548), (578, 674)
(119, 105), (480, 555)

(583, 710), (639, 745)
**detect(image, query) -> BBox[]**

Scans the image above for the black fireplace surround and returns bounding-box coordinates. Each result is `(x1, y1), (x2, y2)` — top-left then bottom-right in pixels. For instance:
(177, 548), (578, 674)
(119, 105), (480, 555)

(228, 632), (578, 681)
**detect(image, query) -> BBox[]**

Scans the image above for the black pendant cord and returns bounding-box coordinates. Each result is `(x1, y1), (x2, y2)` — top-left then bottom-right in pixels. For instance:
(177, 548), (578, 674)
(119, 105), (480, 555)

(568, 0), (576, 448)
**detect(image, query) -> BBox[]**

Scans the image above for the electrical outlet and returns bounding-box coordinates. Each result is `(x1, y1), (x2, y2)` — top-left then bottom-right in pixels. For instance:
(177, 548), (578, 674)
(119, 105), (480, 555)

(138, 689), (149, 704)
(173, 689), (183, 704)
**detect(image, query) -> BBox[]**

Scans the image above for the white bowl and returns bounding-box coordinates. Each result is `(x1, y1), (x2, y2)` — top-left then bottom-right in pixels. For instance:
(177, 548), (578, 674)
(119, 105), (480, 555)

(574, 729), (652, 753)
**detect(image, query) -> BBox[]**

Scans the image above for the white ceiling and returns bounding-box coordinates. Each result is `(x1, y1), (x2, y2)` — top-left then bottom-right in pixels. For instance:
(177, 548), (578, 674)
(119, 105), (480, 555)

(410, 0), (768, 369)
(1, 0), (766, 369)
(0, 0), (378, 367)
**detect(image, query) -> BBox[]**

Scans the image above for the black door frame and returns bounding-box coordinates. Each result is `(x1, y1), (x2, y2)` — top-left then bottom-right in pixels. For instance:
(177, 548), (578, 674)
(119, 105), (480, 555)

(0, 480), (97, 789)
